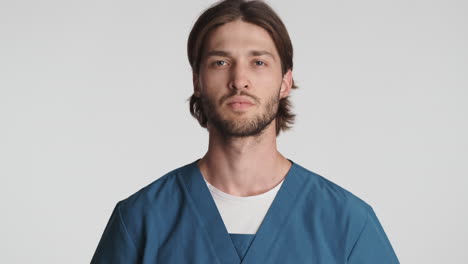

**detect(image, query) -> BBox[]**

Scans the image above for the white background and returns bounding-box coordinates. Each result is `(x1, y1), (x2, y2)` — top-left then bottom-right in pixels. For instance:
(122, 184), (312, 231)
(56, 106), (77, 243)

(1, 0), (467, 263)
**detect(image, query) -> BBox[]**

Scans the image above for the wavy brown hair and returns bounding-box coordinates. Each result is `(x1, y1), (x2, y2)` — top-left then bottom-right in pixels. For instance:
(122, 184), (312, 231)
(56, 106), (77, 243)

(187, 0), (298, 136)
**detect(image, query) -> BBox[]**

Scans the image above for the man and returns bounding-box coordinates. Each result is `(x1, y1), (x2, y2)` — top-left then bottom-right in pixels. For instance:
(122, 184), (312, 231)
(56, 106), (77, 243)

(92, 0), (400, 263)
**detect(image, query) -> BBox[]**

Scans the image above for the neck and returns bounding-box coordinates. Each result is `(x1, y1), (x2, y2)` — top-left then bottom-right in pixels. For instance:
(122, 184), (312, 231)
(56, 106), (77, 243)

(198, 122), (291, 197)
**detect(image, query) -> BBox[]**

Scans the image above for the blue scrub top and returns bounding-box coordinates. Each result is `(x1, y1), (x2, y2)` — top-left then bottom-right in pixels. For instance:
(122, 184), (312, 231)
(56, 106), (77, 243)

(91, 159), (400, 263)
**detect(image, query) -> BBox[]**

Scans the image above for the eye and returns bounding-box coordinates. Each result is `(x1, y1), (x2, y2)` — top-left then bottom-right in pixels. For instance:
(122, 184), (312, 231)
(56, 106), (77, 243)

(214, 60), (227, 66)
(254, 60), (265, 66)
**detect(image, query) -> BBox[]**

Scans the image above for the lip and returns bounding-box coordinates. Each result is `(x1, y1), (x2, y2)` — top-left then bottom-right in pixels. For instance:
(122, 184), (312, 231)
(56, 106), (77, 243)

(226, 96), (255, 105)
(227, 102), (254, 111)
(226, 97), (255, 111)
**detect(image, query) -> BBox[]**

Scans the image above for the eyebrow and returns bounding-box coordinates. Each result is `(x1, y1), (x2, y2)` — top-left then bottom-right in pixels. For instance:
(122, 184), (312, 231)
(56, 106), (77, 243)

(204, 50), (276, 61)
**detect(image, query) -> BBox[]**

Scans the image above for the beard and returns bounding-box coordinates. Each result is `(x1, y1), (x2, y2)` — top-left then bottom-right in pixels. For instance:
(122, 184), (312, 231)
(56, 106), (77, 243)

(199, 88), (280, 138)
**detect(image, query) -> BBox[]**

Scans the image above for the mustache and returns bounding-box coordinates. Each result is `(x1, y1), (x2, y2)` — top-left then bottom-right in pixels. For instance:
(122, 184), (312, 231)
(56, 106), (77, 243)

(219, 90), (260, 105)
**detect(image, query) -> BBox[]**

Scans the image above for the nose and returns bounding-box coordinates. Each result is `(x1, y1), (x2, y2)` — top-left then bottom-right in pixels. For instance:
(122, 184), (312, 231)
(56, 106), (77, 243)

(228, 63), (250, 91)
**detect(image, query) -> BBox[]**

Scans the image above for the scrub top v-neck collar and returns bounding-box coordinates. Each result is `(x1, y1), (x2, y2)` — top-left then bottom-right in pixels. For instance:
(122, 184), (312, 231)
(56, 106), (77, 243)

(177, 159), (307, 264)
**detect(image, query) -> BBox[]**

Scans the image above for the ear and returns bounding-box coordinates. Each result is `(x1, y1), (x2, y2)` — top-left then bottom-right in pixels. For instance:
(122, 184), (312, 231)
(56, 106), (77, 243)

(279, 69), (293, 98)
(193, 72), (201, 97)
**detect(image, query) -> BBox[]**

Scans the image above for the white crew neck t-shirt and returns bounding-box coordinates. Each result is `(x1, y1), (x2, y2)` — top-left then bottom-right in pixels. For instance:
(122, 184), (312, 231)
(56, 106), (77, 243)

(203, 177), (285, 234)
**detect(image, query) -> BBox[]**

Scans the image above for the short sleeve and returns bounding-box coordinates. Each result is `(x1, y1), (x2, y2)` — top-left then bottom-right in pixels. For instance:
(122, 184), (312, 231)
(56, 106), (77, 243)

(91, 202), (139, 264)
(347, 207), (400, 264)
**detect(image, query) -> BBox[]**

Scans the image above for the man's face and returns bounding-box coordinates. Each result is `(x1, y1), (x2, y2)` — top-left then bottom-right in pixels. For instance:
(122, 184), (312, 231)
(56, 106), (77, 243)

(195, 20), (292, 138)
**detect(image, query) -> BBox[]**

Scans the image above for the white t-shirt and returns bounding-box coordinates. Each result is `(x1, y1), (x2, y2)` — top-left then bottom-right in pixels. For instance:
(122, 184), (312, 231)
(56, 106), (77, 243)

(203, 177), (284, 234)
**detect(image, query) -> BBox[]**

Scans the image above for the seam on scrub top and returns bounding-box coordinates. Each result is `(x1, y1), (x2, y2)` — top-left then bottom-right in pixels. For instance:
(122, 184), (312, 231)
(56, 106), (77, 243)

(346, 208), (370, 261)
(117, 203), (138, 250)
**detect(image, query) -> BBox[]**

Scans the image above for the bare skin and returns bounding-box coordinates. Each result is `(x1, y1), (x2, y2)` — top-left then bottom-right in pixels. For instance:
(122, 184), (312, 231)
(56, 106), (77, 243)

(194, 20), (293, 197)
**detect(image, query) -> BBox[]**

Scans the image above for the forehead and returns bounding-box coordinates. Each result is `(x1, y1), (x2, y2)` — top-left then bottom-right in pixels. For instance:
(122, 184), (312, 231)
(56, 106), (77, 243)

(203, 20), (278, 56)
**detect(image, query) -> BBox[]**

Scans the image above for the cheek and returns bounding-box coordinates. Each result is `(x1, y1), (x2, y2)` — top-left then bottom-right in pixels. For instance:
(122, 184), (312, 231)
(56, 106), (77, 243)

(253, 65), (283, 83)
(255, 71), (283, 90)
(199, 74), (224, 100)
(200, 70), (228, 88)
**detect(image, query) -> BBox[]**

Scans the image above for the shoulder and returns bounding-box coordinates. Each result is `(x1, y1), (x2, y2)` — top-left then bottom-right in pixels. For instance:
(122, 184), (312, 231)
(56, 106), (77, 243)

(117, 162), (193, 213)
(292, 162), (373, 233)
(292, 162), (377, 254)
(113, 161), (196, 239)
(293, 162), (372, 213)
(96, 161), (196, 254)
